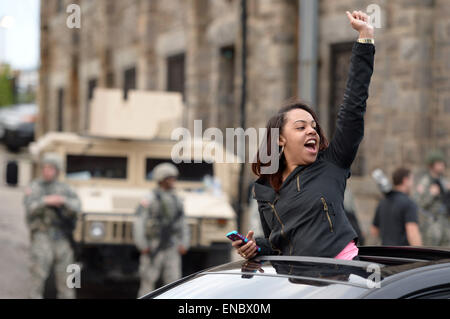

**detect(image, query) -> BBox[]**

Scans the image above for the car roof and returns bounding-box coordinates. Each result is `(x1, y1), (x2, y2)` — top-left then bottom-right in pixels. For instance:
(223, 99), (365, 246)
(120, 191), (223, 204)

(144, 246), (450, 299)
(204, 257), (379, 289)
(358, 246), (450, 263)
(203, 246), (450, 287)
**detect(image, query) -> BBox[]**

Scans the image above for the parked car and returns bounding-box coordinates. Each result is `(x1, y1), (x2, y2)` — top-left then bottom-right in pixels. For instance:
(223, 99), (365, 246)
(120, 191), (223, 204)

(0, 105), (17, 141)
(142, 246), (450, 299)
(0, 103), (37, 152)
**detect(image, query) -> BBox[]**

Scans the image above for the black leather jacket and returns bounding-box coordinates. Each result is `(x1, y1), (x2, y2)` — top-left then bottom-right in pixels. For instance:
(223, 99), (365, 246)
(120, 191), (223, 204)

(253, 42), (375, 258)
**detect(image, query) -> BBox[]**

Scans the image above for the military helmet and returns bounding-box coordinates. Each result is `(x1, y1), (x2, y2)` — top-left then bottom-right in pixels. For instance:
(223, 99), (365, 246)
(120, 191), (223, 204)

(426, 150), (446, 166)
(152, 162), (179, 182)
(41, 152), (63, 171)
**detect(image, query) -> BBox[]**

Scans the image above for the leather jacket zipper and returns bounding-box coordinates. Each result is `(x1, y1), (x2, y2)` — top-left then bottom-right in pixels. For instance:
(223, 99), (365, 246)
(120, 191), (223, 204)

(321, 197), (334, 233)
(268, 202), (293, 256)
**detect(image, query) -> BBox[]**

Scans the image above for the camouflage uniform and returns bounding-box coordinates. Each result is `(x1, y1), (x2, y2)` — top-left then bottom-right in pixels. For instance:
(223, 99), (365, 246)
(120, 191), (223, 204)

(133, 187), (190, 297)
(24, 174), (81, 299)
(414, 174), (450, 247)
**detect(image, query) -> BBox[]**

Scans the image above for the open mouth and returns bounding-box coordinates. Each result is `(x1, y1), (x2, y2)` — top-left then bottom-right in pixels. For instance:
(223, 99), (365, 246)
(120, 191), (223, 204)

(304, 139), (318, 153)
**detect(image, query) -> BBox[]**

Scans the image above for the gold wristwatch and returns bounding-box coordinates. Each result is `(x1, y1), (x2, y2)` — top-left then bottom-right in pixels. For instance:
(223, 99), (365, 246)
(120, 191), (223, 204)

(357, 38), (375, 45)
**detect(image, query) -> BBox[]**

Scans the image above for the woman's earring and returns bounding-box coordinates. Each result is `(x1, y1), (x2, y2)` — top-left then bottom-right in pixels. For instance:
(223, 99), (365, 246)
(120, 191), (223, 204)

(279, 145), (285, 158)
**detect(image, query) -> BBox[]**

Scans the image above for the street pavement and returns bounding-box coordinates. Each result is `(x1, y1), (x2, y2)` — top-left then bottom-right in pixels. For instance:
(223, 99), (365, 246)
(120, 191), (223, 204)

(0, 184), (30, 298)
(0, 144), (32, 298)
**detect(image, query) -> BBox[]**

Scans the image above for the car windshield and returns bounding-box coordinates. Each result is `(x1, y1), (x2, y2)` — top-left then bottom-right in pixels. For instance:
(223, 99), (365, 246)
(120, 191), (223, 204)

(66, 155), (128, 180)
(145, 158), (213, 182)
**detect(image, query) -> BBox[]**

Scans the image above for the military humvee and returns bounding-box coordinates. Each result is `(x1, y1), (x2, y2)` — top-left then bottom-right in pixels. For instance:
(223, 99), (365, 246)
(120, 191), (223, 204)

(29, 89), (240, 285)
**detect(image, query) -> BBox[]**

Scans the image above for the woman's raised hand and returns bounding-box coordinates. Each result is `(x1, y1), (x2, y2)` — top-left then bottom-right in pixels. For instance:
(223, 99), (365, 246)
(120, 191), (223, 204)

(346, 10), (374, 39)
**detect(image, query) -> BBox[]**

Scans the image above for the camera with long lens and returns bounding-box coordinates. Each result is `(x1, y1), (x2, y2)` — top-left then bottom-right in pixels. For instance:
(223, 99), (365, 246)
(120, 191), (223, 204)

(371, 169), (392, 195)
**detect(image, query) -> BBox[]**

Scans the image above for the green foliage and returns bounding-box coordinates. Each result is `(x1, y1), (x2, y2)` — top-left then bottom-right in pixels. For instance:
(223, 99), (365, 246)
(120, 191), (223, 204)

(0, 66), (14, 106)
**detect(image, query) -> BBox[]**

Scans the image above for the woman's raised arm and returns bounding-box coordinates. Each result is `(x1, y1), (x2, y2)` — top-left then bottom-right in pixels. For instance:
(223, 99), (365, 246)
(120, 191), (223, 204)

(324, 11), (375, 169)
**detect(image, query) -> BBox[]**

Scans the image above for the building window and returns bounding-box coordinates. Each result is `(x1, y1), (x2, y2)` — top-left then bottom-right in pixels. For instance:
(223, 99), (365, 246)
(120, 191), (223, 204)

(167, 53), (185, 100)
(106, 1), (116, 15)
(56, 0), (64, 14)
(57, 88), (64, 132)
(123, 67), (136, 100)
(104, 49), (114, 88)
(85, 78), (97, 129)
(87, 78), (97, 102)
(106, 72), (115, 88)
(218, 46), (236, 130)
(329, 42), (365, 176)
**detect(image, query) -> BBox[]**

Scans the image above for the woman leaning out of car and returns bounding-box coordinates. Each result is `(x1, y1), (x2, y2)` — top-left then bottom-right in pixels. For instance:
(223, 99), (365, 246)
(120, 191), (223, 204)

(233, 10), (375, 261)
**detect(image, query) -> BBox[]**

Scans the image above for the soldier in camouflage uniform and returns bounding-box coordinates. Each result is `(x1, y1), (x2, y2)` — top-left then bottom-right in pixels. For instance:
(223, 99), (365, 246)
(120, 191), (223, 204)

(23, 153), (81, 299)
(414, 150), (450, 247)
(133, 163), (190, 297)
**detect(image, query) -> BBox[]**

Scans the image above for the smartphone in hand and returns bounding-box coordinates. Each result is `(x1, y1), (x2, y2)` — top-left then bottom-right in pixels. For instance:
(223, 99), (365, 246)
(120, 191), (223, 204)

(226, 230), (261, 252)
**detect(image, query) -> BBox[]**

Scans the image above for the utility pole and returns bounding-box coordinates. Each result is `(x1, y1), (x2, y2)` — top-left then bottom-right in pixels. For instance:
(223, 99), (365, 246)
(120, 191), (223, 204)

(298, 0), (318, 109)
(237, 0), (247, 232)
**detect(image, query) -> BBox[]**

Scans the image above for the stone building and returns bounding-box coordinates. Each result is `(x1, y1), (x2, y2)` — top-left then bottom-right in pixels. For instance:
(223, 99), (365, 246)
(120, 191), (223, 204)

(38, 0), (450, 237)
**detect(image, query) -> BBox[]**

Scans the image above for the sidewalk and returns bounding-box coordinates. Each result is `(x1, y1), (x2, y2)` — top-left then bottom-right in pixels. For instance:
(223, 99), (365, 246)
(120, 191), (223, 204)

(0, 185), (30, 298)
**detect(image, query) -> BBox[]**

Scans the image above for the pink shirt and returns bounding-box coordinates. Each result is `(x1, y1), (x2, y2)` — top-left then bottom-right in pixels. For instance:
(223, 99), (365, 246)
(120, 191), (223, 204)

(334, 240), (358, 260)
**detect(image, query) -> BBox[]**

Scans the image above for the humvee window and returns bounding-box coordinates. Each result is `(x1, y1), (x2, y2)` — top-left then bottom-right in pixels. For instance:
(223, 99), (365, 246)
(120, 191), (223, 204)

(66, 155), (128, 180)
(146, 158), (213, 182)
